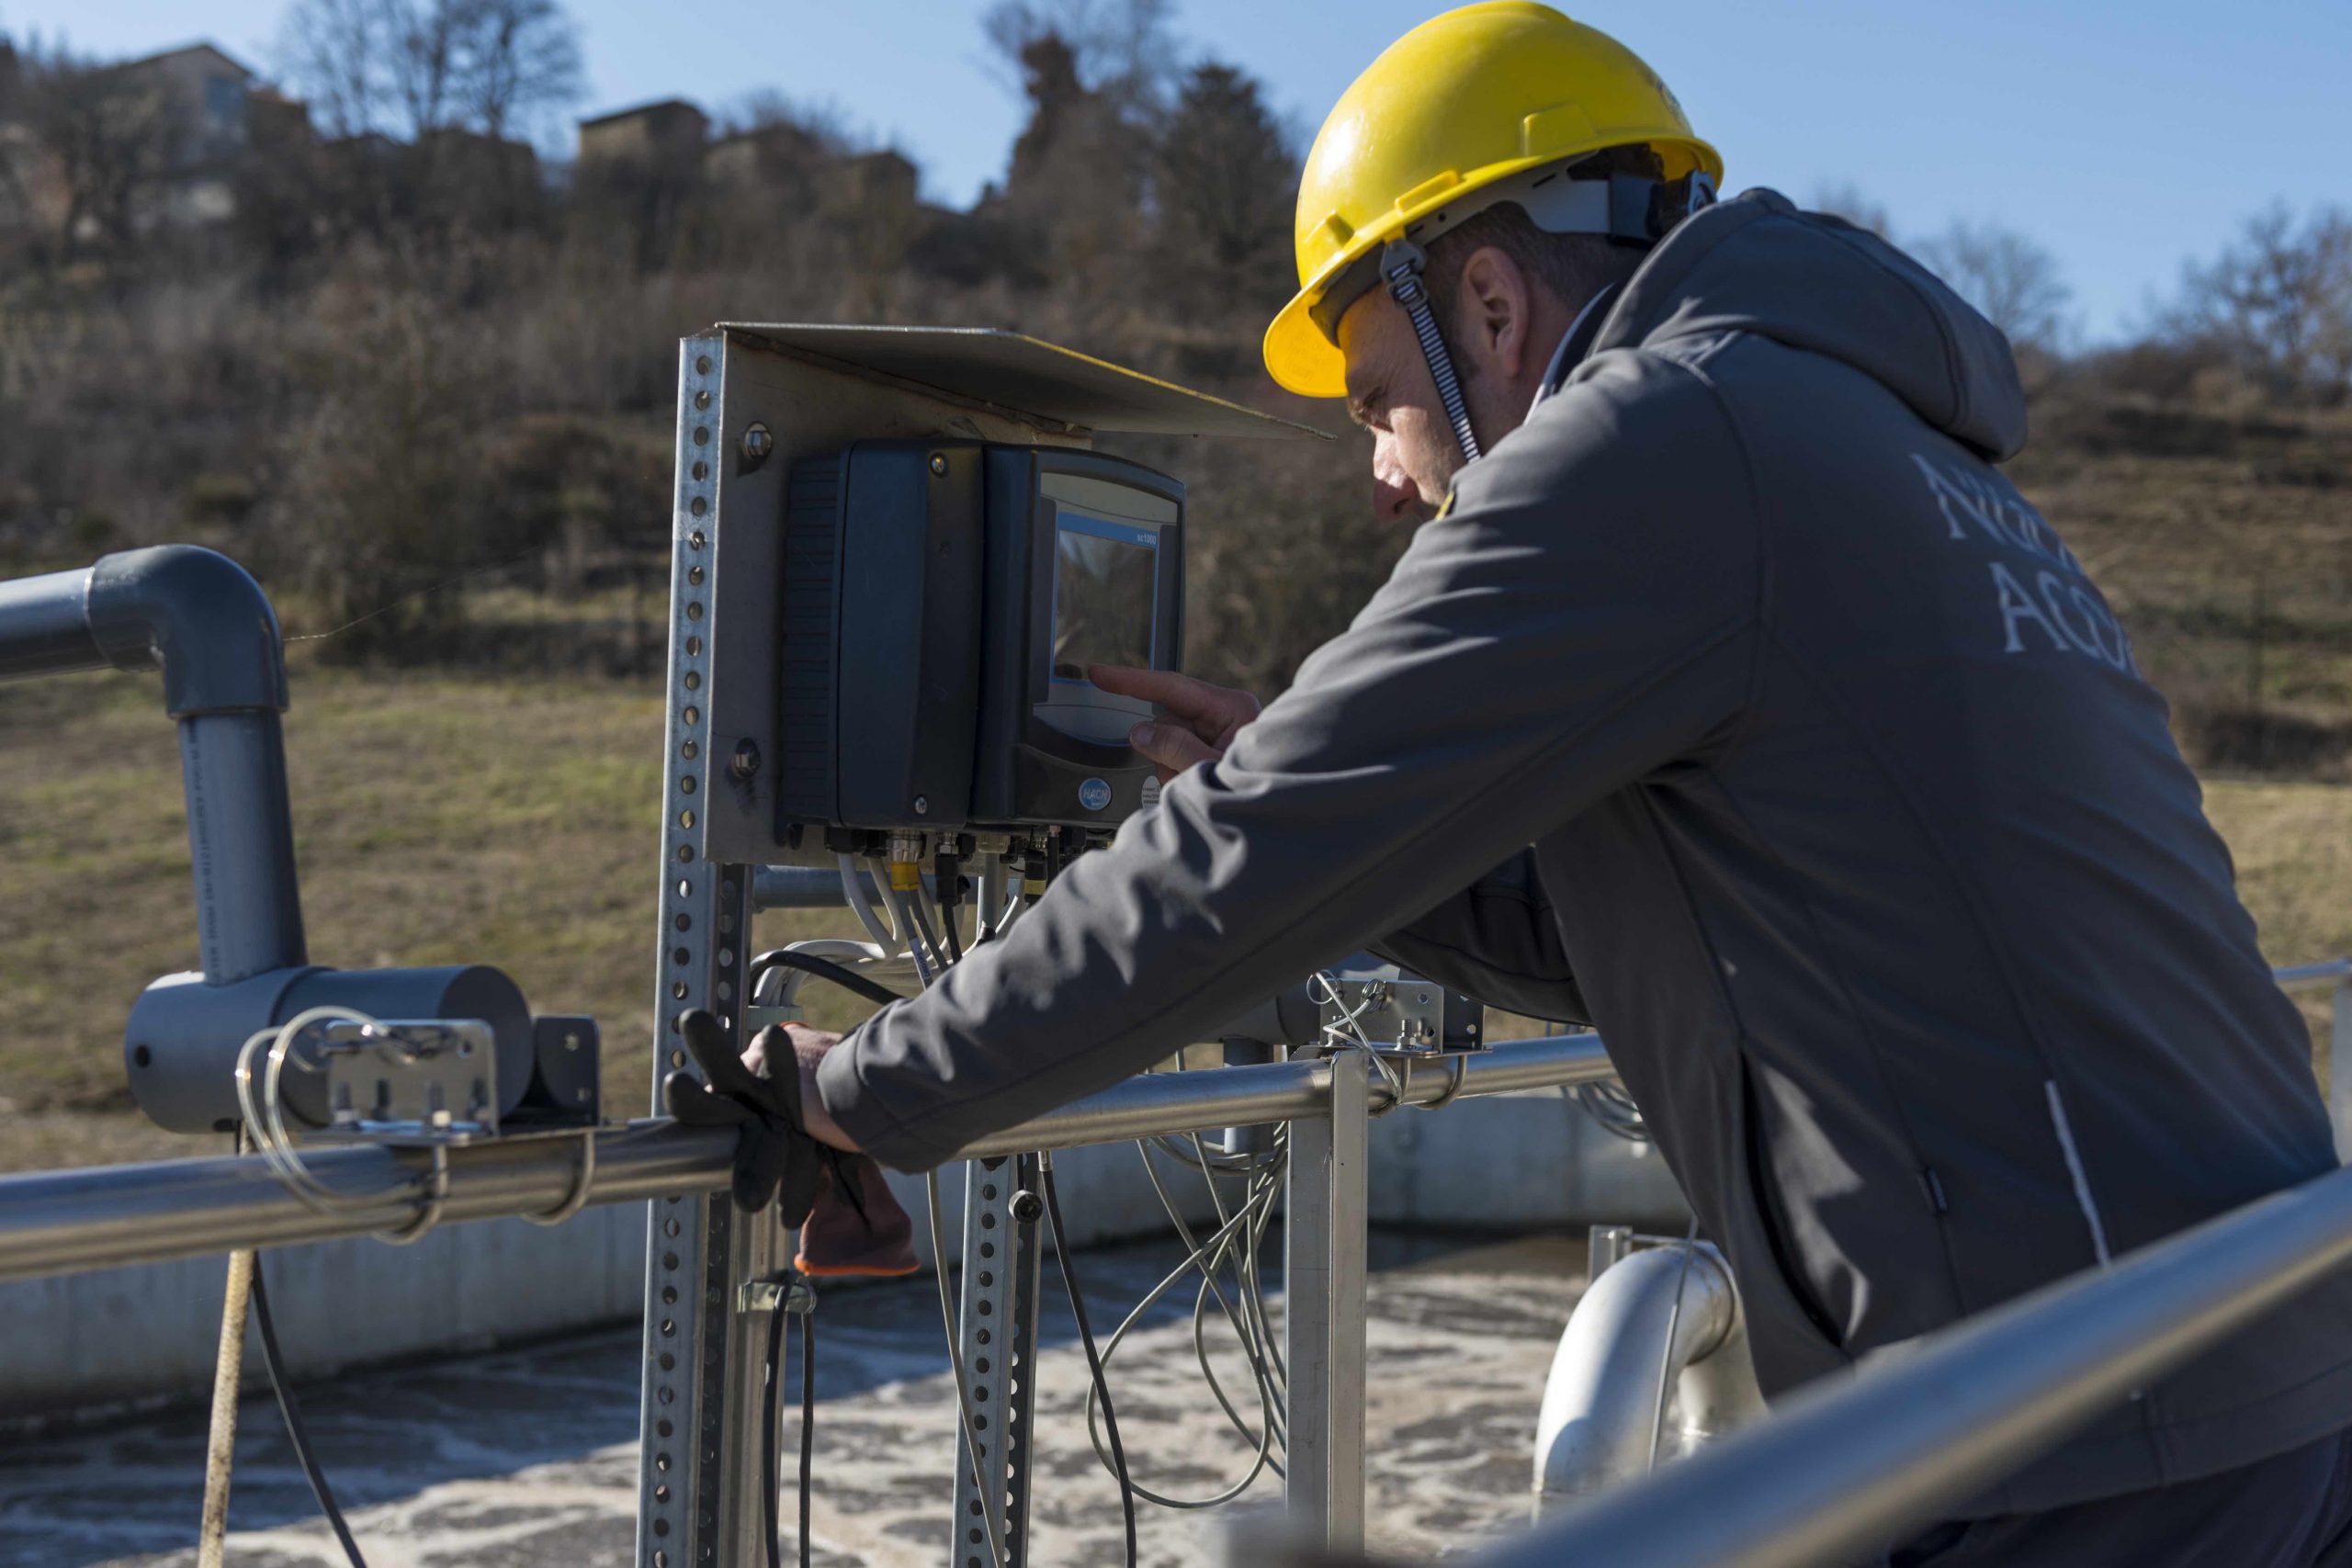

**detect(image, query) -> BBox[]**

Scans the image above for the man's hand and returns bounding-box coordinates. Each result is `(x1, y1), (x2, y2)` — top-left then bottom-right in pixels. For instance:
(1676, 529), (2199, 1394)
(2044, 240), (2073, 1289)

(1089, 664), (1262, 783)
(742, 1021), (859, 1152)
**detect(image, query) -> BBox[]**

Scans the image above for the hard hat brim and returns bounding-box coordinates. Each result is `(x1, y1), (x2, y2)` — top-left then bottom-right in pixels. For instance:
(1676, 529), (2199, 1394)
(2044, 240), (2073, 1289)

(1263, 288), (1351, 399)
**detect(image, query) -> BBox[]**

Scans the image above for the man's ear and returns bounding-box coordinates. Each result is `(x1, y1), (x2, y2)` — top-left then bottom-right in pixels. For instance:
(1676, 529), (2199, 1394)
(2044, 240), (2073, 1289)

(1453, 246), (1532, 382)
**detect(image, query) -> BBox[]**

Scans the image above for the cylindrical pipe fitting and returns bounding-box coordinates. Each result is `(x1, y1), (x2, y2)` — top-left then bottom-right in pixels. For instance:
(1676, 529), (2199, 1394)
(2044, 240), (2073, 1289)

(1533, 1241), (1743, 1514)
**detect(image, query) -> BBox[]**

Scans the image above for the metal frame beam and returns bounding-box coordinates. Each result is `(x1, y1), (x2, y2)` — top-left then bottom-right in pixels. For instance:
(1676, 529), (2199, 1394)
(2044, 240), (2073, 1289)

(636, 334), (763, 1568)
(1285, 1051), (1371, 1551)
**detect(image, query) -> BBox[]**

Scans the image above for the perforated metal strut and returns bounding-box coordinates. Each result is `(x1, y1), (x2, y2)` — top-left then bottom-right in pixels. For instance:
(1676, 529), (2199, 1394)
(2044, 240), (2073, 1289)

(1382, 239), (1483, 466)
(637, 335), (772, 1568)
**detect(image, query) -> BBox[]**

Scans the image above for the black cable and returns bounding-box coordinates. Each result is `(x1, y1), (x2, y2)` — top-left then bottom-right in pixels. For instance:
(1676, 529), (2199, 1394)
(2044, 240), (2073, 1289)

(763, 1295), (786, 1568)
(250, 1266), (370, 1568)
(798, 1310), (815, 1561)
(1039, 1158), (1138, 1568)
(761, 1278), (819, 1568)
(748, 949), (902, 1009)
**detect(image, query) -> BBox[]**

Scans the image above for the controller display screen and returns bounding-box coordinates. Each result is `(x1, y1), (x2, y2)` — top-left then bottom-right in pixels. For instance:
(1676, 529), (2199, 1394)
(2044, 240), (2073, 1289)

(1049, 513), (1158, 682)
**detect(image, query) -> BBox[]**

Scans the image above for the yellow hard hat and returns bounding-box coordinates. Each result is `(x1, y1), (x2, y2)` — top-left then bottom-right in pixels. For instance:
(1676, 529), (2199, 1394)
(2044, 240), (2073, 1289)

(1263, 2), (1722, 399)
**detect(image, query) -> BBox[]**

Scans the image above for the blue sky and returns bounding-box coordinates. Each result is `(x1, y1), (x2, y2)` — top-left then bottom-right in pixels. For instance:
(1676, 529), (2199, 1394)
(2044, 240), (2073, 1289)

(10, 0), (2350, 342)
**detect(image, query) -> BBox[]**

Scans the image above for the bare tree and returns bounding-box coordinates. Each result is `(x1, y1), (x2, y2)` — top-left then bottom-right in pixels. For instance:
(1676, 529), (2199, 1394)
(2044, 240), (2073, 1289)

(15, 41), (175, 260)
(981, 0), (1175, 115)
(2160, 204), (2352, 404)
(276, 0), (392, 138)
(458, 0), (582, 142)
(1915, 220), (2075, 355)
(277, 0), (581, 142)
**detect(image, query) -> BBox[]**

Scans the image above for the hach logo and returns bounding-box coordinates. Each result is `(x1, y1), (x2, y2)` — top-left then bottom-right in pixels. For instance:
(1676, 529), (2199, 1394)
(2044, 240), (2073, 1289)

(1078, 777), (1113, 812)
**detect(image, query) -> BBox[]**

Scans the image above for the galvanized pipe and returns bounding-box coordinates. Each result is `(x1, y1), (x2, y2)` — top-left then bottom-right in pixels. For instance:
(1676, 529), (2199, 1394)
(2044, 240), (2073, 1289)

(1469, 1159), (2352, 1568)
(0, 1034), (1614, 1284)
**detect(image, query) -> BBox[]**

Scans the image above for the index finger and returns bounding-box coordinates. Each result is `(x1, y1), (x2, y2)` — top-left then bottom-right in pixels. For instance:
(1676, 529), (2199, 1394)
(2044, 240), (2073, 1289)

(1088, 664), (1228, 718)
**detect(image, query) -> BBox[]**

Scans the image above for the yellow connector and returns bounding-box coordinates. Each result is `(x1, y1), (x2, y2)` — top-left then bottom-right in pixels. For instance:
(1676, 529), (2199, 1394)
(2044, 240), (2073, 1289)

(888, 858), (922, 891)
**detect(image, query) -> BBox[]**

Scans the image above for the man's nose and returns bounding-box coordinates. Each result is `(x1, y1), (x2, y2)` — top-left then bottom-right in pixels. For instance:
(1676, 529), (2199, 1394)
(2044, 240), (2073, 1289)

(1371, 439), (1421, 525)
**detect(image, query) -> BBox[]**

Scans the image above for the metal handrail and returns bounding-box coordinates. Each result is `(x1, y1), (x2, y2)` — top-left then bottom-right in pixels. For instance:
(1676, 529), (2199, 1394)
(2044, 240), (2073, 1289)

(0, 1032), (1615, 1285)
(1470, 1157), (2352, 1568)
(1461, 958), (2352, 1568)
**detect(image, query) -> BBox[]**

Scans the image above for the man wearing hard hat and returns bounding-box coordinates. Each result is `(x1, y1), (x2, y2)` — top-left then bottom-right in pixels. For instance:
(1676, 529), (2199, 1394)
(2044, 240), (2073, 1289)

(792, 6), (2352, 1560)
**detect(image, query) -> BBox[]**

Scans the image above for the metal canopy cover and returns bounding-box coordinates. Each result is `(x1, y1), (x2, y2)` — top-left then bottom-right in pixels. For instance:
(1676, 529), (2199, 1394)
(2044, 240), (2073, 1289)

(714, 322), (1326, 441)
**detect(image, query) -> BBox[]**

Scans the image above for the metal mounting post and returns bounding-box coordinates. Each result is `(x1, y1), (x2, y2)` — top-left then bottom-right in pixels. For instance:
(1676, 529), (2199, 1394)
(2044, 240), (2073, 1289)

(1285, 1054), (1370, 1551)
(950, 1155), (1044, 1568)
(637, 335), (762, 1568)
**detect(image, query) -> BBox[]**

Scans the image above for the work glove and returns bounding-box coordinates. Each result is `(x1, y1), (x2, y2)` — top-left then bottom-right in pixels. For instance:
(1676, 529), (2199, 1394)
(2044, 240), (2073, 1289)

(796, 1154), (920, 1279)
(662, 1012), (918, 1278)
(664, 1010), (825, 1222)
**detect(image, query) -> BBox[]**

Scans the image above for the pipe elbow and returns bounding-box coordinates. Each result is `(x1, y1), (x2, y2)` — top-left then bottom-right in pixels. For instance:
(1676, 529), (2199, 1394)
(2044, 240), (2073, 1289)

(1533, 1243), (1740, 1509)
(86, 546), (288, 716)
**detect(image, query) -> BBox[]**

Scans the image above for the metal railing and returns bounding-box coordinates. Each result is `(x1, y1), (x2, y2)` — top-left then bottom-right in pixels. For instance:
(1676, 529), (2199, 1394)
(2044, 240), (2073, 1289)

(0, 1031), (1618, 1554)
(1464, 956), (2352, 1568)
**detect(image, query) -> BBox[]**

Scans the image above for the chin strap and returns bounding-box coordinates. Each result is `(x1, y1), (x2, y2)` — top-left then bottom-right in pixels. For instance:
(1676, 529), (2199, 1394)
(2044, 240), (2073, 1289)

(1383, 237), (1484, 465)
(1375, 170), (1720, 468)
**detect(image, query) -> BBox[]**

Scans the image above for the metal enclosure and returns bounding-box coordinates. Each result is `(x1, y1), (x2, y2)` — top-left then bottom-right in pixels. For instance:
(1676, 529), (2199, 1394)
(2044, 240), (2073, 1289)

(638, 326), (1311, 1568)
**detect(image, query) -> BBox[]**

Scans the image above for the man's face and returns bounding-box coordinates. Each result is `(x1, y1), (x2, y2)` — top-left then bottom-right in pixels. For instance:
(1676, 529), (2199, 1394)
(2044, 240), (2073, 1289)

(1338, 292), (1469, 528)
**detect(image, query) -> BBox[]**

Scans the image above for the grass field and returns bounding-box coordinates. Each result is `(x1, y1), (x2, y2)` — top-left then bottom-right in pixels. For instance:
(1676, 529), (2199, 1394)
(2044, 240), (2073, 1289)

(1, 662), (2346, 1173)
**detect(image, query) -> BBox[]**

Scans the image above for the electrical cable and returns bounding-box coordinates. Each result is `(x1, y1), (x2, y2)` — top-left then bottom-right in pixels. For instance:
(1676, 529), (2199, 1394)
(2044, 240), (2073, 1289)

(1135, 1140), (1284, 1453)
(251, 1265), (370, 1568)
(901, 886), (950, 973)
(1078, 1170), (1288, 1507)
(1040, 1155), (1138, 1568)
(839, 854), (898, 948)
(763, 1301), (786, 1568)
(759, 1281), (818, 1568)
(748, 949), (904, 1010)
(888, 887), (940, 986)
(798, 1309), (814, 1564)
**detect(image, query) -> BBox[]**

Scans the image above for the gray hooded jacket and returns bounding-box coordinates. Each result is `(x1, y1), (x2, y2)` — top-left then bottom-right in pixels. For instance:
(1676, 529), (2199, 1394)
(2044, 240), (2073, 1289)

(819, 188), (2352, 1513)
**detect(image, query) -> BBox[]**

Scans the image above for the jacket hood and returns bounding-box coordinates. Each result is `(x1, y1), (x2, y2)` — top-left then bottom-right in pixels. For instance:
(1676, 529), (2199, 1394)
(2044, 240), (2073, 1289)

(1591, 188), (2028, 461)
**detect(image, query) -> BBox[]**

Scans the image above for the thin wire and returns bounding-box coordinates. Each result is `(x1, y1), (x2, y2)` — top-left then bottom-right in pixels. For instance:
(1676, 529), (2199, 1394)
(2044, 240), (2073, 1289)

(1041, 1155), (1137, 1567)
(1136, 1141), (1283, 1450)
(1306, 972), (1411, 1108)
(1079, 1173), (1285, 1507)
(283, 546), (543, 645)
(924, 1170), (1011, 1568)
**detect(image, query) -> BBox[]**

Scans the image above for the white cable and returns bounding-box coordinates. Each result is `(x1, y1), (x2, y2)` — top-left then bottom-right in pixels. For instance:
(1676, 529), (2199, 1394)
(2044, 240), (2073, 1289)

(888, 888), (939, 986)
(838, 854), (897, 947)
